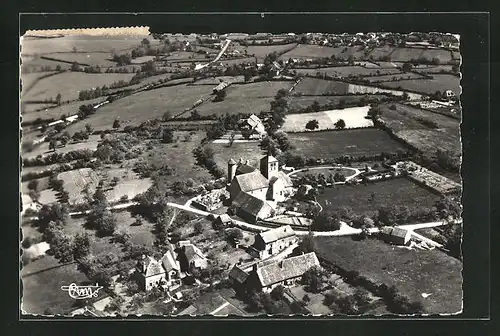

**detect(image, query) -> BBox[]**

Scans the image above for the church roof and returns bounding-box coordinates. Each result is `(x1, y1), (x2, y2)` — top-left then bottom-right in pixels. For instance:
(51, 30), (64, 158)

(234, 170), (268, 192)
(236, 163), (256, 175)
(228, 158), (236, 165)
(233, 192), (273, 217)
(161, 250), (180, 272)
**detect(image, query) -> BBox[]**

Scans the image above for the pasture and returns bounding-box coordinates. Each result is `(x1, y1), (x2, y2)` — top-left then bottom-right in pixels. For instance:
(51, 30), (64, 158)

(368, 46), (394, 60)
(191, 76), (245, 85)
(365, 72), (426, 83)
(293, 77), (350, 95)
(136, 131), (213, 186)
(40, 52), (117, 67)
(21, 56), (72, 73)
(380, 74), (461, 96)
(21, 35), (159, 55)
(282, 106), (373, 132)
(130, 55), (157, 64)
(279, 44), (342, 60)
(21, 98), (105, 124)
(64, 84), (213, 133)
(113, 211), (156, 248)
(420, 49), (453, 64)
(288, 129), (408, 159)
(292, 66), (401, 78)
(378, 103), (461, 164)
(24, 135), (101, 160)
(291, 166), (357, 179)
(21, 256), (94, 315)
(314, 236), (462, 314)
(21, 72), (60, 94)
(104, 169), (153, 203)
(226, 81), (294, 98)
(288, 94), (389, 111)
(315, 177), (440, 218)
(193, 97), (273, 118)
(388, 47), (424, 62)
(245, 43), (298, 61)
(23, 72), (136, 102)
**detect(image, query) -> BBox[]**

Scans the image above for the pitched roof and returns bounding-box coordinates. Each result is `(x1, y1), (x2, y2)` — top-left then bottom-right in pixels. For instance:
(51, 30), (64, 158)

(246, 114), (263, 128)
(184, 244), (206, 262)
(217, 214), (232, 223)
(390, 227), (410, 239)
(269, 171), (293, 188)
(260, 155), (278, 165)
(233, 170), (268, 192)
(228, 265), (250, 283)
(233, 192), (272, 217)
(236, 163), (256, 175)
(256, 252), (320, 287)
(258, 225), (296, 244)
(228, 158), (236, 165)
(161, 250), (180, 272)
(139, 256), (166, 277)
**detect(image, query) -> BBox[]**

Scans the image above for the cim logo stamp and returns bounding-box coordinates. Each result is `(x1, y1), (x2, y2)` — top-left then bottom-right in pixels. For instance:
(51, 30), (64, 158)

(61, 283), (103, 300)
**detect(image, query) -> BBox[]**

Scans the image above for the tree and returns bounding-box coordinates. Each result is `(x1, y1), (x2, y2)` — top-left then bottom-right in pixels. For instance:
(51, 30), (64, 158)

(73, 232), (91, 260)
(162, 111), (173, 121)
(311, 211), (341, 232)
(271, 285), (285, 301)
(225, 228), (243, 242)
(301, 266), (326, 293)
(162, 128), (174, 143)
(27, 179), (39, 191)
(85, 124), (94, 134)
(305, 119), (319, 131)
(299, 232), (316, 253)
(71, 62), (81, 72)
(113, 119), (121, 129)
(194, 221), (204, 235)
(334, 119), (346, 129)
(311, 100), (321, 112)
(401, 62), (413, 72)
(49, 139), (58, 152)
(214, 89), (227, 102)
(141, 38), (150, 47)
(55, 93), (62, 105)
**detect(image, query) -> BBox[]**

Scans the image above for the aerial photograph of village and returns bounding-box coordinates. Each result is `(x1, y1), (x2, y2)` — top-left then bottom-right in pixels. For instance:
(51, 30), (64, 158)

(20, 28), (463, 317)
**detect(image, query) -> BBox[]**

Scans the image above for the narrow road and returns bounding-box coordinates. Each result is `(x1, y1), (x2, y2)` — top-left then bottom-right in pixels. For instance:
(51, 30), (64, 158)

(68, 201), (138, 217)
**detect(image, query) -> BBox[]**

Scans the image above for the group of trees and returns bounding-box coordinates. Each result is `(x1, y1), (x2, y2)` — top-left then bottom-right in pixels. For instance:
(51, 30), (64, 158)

(85, 188), (117, 236)
(324, 288), (373, 315)
(192, 145), (225, 179)
(94, 133), (141, 164)
(78, 80), (129, 101)
(310, 210), (342, 232)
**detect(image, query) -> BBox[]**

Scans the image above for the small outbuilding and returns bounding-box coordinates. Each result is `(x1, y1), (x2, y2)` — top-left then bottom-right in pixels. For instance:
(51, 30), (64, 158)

(380, 227), (412, 246)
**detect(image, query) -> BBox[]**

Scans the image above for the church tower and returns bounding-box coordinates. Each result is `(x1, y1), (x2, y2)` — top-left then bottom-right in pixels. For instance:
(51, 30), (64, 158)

(260, 154), (279, 180)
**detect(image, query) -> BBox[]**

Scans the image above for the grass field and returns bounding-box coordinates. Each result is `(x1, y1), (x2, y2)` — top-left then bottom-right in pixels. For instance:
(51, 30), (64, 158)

(293, 66), (401, 78)
(130, 55), (157, 64)
(293, 77), (350, 95)
(282, 106), (373, 132)
(279, 44), (342, 60)
(21, 56), (72, 73)
(191, 76), (245, 85)
(226, 81), (294, 98)
(378, 103), (461, 160)
(104, 169), (153, 203)
(291, 166), (357, 179)
(388, 48), (424, 62)
(194, 97), (273, 118)
(21, 35), (159, 54)
(316, 177), (440, 217)
(136, 131), (213, 186)
(41, 52), (117, 67)
(24, 135), (101, 160)
(63, 84), (212, 133)
(368, 46), (395, 60)
(23, 72), (136, 102)
(380, 74), (461, 96)
(420, 49), (454, 64)
(288, 129), (408, 159)
(218, 57), (256, 66)
(21, 256), (93, 315)
(365, 72), (426, 82)
(314, 236), (462, 314)
(113, 211), (156, 247)
(245, 43), (298, 61)
(21, 72), (59, 94)
(22, 98), (105, 124)
(288, 94), (389, 111)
